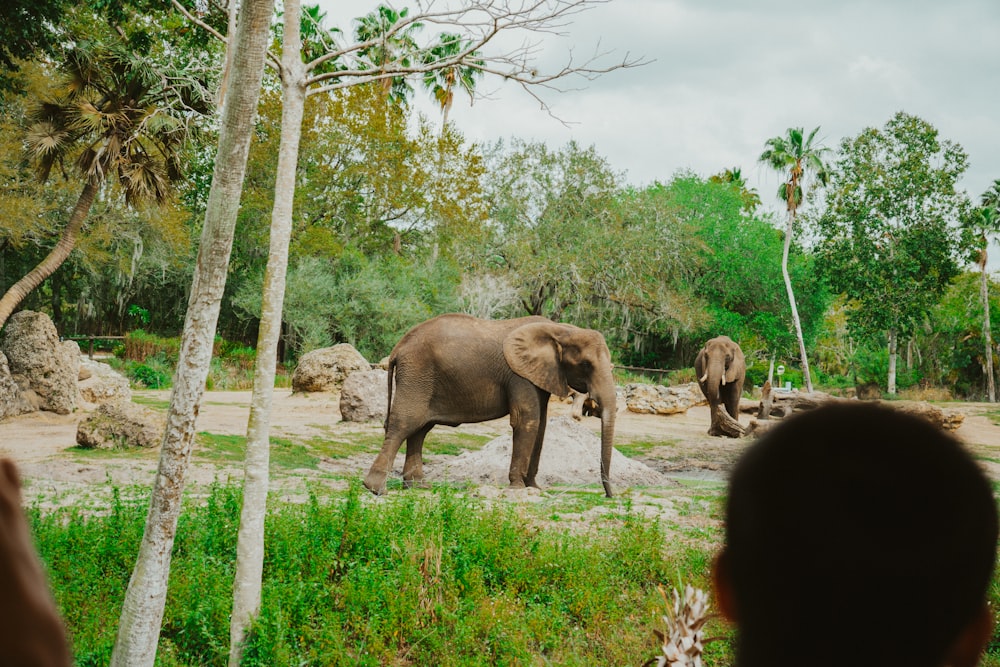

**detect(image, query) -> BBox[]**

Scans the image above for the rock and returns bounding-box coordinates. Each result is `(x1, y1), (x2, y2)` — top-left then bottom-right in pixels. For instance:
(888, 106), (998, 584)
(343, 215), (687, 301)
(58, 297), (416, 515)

(0, 311), (79, 415)
(0, 352), (33, 420)
(431, 416), (670, 489)
(291, 344), (370, 393)
(624, 381), (706, 415)
(340, 369), (389, 422)
(76, 401), (166, 449)
(78, 358), (132, 406)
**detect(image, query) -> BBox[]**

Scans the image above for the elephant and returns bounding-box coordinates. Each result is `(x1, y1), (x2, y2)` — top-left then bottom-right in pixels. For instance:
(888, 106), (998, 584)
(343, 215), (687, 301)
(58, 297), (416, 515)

(695, 335), (746, 437)
(363, 313), (617, 497)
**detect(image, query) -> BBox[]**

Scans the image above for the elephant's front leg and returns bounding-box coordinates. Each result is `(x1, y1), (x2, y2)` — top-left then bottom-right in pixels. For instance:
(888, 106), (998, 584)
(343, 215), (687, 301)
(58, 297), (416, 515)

(525, 395), (550, 488)
(508, 388), (547, 489)
(402, 424), (432, 488)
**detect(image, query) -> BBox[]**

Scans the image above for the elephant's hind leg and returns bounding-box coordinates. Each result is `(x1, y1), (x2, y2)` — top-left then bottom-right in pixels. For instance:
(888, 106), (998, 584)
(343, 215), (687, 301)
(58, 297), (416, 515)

(402, 424), (433, 488)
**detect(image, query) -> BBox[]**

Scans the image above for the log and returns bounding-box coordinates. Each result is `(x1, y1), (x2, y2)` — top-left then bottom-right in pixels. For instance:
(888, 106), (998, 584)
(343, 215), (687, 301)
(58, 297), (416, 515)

(711, 404), (746, 438)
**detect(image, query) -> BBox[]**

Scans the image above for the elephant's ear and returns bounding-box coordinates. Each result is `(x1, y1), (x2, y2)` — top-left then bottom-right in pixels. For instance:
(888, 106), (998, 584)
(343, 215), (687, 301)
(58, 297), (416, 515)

(725, 347), (745, 384)
(503, 322), (570, 397)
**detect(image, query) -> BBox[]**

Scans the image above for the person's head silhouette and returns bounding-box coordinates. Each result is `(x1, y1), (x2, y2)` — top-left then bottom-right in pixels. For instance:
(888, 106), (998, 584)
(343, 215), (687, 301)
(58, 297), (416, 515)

(714, 402), (998, 667)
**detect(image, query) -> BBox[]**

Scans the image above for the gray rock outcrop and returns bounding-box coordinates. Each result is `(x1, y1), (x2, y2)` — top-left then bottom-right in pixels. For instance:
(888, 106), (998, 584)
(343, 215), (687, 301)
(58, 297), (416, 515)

(340, 369), (389, 422)
(76, 401), (166, 449)
(0, 352), (33, 420)
(291, 344), (370, 393)
(0, 311), (80, 415)
(78, 358), (132, 406)
(623, 381), (706, 415)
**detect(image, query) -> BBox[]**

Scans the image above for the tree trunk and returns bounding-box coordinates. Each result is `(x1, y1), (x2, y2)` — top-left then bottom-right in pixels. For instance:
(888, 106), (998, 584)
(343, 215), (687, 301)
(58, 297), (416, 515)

(887, 329), (898, 395)
(782, 210), (813, 392)
(228, 1), (306, 662)
(0, 180), (98, 330)
(109, 1), (275, 665)
(982, 260), (996, 402)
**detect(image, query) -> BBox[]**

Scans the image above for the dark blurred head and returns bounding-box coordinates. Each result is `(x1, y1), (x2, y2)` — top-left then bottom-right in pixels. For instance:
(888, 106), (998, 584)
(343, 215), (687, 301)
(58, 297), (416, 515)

(718, 402), (998, 667)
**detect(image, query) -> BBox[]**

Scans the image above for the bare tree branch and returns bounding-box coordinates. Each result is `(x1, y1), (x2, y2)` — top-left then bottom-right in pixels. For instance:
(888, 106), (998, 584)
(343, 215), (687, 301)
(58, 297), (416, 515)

(173, 0), (648, 123)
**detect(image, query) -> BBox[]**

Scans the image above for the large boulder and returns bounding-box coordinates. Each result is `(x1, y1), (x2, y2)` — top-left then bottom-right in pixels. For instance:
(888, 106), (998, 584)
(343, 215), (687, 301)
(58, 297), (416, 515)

(76, 401), (166, 449)
(78, 358), (132, 406)
(624, 381), (706, 415)
(0, 311), (80, 415)
(0, 352), (33, 420)
(340, 369), (389, 422)
(292, 344), (370, 393)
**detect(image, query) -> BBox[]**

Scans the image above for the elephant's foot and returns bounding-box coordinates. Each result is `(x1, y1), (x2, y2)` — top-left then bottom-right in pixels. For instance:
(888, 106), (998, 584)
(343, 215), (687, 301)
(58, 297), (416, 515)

(363, 469), (388, 495)
(402, 475), (427, 489)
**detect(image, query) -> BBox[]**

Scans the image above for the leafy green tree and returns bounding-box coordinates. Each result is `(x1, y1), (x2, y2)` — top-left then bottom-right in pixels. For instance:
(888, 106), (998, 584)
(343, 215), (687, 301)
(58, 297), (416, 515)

(646, 174), (828, 376)
(708, 166), (761, 213)
(759, 126), (830, 392)
(480, 139), (629, 320)
(0, 41), (209, 331)
(0, 0), (66, 90)
(815, 112), (968, 394)
(963, 179), (1000, 400)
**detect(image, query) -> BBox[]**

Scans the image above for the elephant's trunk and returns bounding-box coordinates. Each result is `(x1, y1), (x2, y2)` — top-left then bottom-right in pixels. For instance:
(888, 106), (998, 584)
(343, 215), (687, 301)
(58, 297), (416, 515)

(594, 385), (617, 498)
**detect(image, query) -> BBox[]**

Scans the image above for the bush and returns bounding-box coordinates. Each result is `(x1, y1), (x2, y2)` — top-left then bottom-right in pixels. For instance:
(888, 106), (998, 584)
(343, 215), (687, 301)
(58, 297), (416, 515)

(33, 483), (728, 666)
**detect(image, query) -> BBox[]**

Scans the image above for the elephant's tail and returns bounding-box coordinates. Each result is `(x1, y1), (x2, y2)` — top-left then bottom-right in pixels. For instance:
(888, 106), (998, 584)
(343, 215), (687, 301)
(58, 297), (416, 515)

(383, 355), (397, 431)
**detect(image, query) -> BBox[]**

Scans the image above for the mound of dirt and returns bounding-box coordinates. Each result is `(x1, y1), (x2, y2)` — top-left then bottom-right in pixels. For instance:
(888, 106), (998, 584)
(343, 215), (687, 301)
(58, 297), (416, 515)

(427, 415), (670, 489)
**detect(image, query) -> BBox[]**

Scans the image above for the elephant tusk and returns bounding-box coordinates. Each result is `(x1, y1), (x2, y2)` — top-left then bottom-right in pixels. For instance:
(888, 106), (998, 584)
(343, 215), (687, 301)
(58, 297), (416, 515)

(722, 376), (727, 386)
(699, 373), (708, 383)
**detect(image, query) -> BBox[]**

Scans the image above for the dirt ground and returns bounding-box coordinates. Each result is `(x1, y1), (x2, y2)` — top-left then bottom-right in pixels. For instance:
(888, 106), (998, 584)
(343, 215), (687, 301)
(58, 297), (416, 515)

(2, 389), (1000, 509)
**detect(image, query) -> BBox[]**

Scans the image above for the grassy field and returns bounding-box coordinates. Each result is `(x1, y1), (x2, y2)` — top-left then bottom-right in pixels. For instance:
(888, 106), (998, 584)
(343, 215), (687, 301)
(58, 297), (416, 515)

(31, 479), (737, 666)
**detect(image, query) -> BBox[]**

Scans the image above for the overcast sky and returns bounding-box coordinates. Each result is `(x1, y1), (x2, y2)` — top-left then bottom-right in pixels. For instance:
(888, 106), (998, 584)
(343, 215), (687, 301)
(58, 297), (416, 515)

(320, 0), (1000, 218)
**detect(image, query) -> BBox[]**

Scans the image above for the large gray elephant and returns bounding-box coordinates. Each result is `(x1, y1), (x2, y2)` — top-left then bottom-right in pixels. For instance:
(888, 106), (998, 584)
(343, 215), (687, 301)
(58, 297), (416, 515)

(695, 335), (746, 437)
(363, 314), (617, 497)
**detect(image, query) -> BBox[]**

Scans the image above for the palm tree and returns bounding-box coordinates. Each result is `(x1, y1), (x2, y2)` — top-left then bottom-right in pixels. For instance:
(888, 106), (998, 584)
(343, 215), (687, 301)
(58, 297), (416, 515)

(421, 33), (482, 129)
(968, 179), (1000, 401)
(354, 4), (422, 104)
(1, 42), (208, 330)
(759, 126), (830, 393)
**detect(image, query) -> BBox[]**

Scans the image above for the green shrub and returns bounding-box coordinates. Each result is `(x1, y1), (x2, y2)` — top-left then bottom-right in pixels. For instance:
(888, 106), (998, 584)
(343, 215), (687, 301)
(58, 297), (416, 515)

(33, 483), (735, 666)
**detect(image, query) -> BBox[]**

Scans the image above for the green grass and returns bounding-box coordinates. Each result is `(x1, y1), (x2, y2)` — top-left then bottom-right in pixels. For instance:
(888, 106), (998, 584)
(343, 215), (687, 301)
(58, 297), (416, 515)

(616, 438), (678, 459)
(423, 431), (492, 456)
(132, 394), (170, 410)
(306, 434), (383, 459)
(194, 433), (322, 471)
(31, 482), (738, 667)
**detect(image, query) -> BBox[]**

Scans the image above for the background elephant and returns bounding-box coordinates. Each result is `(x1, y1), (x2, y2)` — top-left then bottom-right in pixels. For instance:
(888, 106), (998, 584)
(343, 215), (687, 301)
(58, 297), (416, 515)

(363, 314), (617, 497)
(695, 335), (746, 437)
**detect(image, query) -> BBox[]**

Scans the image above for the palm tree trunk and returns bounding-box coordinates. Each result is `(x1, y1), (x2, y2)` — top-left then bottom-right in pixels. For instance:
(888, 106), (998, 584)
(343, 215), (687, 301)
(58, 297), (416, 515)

(782, 211), (813, 393)
(981, 258), (996, 402)
(0, 180), (98, 330)
(228, 0), (306, 662)
(109, 1), (276, 665)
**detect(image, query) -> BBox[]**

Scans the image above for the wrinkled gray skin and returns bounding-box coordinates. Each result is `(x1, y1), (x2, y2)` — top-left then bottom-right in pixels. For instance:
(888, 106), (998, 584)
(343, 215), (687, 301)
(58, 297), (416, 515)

(694, 335), (746, 437)
(363, 314), (617, 497)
